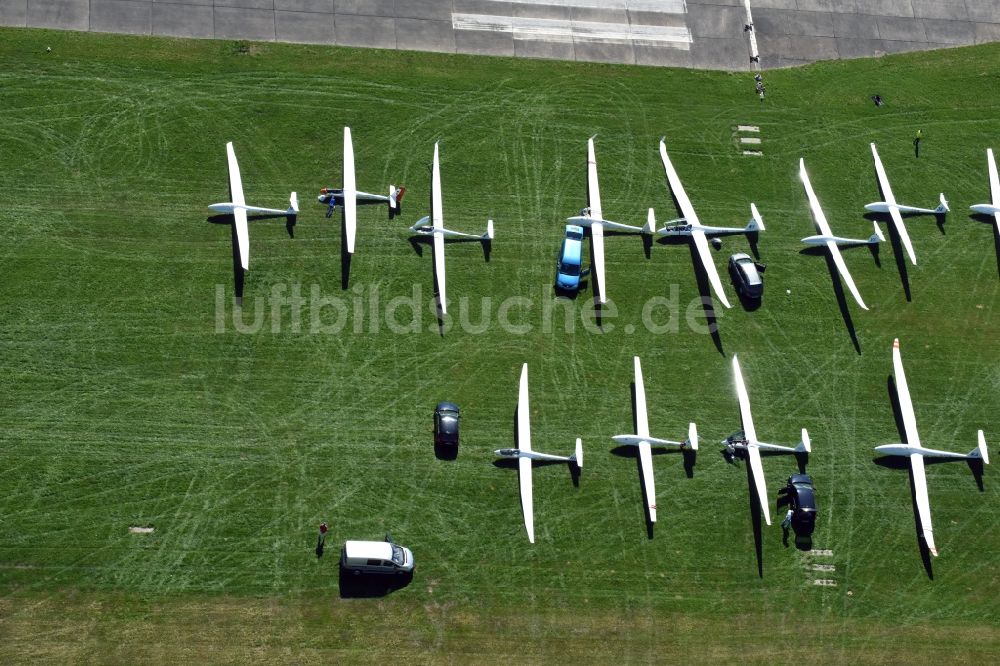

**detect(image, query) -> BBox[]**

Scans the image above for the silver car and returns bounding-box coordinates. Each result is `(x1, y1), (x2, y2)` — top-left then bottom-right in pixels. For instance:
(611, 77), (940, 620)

(728, 253), (764, 299)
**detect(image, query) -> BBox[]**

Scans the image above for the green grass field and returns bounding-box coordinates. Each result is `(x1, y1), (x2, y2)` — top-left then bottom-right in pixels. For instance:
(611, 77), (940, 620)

(1, 28), (999, 663)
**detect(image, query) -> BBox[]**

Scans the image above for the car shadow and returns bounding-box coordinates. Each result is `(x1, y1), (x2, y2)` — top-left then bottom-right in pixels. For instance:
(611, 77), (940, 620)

(434, 442), (458, 461)
(736, 290), (762, 312)
(554, 270), (589, 300)
(792, 532), (813, 551)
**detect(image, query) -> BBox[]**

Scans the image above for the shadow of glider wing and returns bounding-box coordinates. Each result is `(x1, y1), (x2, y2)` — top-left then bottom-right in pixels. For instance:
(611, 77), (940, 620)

(892, 340), (936, 555)
(659, 139), (732, 309)
(800, 158), (869, 310)
(733, 354), (771, 525)
(871, 143), (917, 265)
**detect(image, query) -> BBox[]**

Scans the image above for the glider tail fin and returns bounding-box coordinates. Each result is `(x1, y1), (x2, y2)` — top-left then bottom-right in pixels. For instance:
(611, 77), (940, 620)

(935, 193), (949, 214)
(870, 222), (885, 243)
(747, 203), (765, 232)
(287, 192), (299, 215)
(572, 438), (583, 469)
(484, 219), (495, 240)
(642, 208), (655, 235)
(685, 422), (699, 451)
(795, 429), (811, 454)
(389, 186), (405, 218)
(970, 430), (990, 465)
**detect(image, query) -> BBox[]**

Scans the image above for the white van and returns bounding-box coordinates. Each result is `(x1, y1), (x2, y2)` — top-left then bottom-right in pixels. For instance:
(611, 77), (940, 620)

(340, 538), (414, 575)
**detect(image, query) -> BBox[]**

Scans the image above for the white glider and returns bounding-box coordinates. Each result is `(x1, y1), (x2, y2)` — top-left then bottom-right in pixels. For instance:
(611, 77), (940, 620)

(799, 158), (882, 311)
(874, 339), (990, 557)
(495, 363), (582, 544)
(725, 355), (811, 526)
(209, 142), (298, 273)
(318, 127), (405, 254)
(611, 356), (698, 524)
(343, 126), (357, 254)
(970, 148), (1000, 233)
(865, 143), (949, 265)
(565, 136), (653, 304)
(410, 142), (493, 316)
(657, 138), (765, 310)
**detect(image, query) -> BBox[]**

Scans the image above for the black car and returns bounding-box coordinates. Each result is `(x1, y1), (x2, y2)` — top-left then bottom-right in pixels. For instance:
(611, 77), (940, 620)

(728, 252), (764, 300)
(433, 402), (460, 447)
(777, 473), (817, 531)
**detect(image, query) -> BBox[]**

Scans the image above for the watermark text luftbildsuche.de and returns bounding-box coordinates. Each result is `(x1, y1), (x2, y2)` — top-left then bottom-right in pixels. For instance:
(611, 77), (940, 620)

(215, 283), (721, 336)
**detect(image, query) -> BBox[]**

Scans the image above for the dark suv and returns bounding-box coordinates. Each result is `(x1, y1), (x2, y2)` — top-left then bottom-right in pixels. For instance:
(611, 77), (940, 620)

(777, 473), (817, 532)
(433, 402), (460, 448)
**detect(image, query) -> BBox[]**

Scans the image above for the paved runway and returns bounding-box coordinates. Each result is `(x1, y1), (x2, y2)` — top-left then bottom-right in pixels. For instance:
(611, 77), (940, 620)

(2, 0), (998, 70)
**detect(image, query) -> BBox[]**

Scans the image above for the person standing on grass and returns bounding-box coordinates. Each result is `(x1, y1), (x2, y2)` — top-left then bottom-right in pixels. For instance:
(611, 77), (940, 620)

(316, 522), (328, 558)
(914, 129), (922, 158)
(781, 509), (794, 546)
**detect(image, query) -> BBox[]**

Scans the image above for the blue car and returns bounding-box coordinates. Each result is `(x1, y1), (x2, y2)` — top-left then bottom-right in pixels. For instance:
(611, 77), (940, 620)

(555, 225), (586, 292)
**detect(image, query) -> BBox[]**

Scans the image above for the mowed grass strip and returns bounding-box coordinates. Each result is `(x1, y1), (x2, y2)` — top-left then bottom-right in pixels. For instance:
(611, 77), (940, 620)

(0, 28), (998, 659)
(1, 593), (999, 665)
